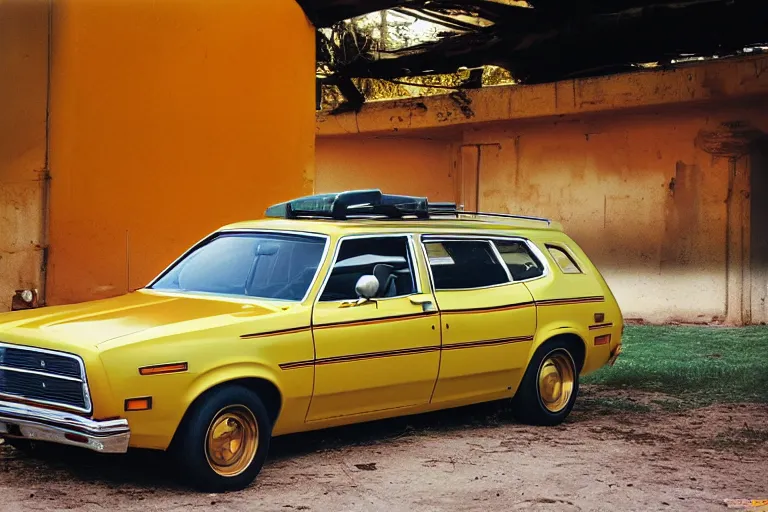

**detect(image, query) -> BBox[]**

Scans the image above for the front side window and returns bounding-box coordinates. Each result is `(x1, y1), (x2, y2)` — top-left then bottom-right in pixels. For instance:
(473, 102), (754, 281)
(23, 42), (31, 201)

(320, 236), (416, 301)
(424, 240), (509, 290)
(494, 240), (545, 281)
(151, 232), (326, 301)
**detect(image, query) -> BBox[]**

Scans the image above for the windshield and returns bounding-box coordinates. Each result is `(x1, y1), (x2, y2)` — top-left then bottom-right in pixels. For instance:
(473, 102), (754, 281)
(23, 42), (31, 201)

(150, 232), (326, 301)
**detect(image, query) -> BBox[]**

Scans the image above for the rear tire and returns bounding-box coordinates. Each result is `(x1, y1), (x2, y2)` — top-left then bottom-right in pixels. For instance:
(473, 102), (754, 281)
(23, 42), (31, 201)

(512, 339), (580, 426)
(173, 385), (272, 492)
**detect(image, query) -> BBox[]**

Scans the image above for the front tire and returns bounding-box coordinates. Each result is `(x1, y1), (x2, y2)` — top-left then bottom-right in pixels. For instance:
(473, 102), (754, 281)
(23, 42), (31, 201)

(512, 339), (580, 426)
(173, 385), (272, 492)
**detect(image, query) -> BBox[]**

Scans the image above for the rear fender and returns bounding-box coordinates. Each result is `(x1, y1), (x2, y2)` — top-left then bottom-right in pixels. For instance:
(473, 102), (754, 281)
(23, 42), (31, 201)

(528, 322), (589, 372)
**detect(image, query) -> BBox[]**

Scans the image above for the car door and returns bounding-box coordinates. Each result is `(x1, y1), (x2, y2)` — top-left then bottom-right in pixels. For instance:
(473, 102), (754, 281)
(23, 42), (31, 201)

(422, 236), (542, 404)
(307, 234), (440, 421)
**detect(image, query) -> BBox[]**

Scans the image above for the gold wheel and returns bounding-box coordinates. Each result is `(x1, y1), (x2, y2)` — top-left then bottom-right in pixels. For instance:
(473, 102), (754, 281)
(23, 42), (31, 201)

(204, 405), (259, 477)
(537, 352), (575, 413)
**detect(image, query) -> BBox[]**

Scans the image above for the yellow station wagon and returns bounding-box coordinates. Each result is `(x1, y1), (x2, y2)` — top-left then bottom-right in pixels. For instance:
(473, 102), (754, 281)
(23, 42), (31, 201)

(0, 190), (622, 491)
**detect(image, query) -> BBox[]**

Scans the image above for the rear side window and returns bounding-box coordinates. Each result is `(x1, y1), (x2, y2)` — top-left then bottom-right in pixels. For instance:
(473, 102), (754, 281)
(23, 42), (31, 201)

(547, 245), (582, 274)
(494, 240), (545, 281)
(424, 240), (509, 290)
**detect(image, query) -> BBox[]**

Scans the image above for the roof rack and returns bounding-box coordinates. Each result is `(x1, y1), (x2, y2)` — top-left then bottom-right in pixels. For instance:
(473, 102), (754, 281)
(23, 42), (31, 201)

(265, 190), (430, 220)
(428, 206), (551, 226)
(264, 189), (551, 225)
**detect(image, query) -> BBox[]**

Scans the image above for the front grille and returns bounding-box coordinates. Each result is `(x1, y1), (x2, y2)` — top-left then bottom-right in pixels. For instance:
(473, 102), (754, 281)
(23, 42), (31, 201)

(0, 343), (90, 413)
(1, 346), (82, 378)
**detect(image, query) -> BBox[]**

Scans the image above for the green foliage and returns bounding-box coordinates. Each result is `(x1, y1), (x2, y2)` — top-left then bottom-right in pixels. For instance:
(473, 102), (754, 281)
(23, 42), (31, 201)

(583, 325), (768, 404)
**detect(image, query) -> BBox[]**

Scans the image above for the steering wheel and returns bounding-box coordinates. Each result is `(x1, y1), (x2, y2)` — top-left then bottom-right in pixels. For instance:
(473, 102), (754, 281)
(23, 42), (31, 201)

(271, 268), (316, 300)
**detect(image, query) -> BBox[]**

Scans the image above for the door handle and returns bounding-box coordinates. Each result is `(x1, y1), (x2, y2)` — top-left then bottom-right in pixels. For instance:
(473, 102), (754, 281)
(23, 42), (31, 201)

(409, 295), (435, 311)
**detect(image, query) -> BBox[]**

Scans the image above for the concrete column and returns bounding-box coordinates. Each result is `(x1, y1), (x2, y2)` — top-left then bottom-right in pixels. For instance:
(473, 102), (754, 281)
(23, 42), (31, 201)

(750, 142), (768, 324)
(458, 145), (479, 211)
(725, 156), (752, 325)
(0, 0), (49, 311)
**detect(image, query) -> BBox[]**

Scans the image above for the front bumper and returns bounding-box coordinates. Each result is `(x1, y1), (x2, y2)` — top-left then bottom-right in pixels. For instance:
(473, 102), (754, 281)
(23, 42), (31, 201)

(0, 400), (130, 453)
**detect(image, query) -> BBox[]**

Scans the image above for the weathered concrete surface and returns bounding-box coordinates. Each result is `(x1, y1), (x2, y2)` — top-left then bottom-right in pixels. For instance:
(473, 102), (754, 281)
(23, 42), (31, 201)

(317, 56), (768, 137)
(0, 0), (48, 311)
(463, 106), (765, 324)
(316, 57), (768, 324)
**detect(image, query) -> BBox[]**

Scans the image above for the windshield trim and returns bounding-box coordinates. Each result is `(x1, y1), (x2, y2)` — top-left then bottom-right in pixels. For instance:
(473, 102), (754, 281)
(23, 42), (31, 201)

(145, 229), (331, 303)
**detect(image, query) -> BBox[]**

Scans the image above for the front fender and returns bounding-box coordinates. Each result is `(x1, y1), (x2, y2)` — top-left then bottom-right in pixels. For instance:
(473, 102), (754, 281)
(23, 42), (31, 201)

(181, 359), (313, 438)
(183, 361), (281, 409)
(107, 356), (288, 450)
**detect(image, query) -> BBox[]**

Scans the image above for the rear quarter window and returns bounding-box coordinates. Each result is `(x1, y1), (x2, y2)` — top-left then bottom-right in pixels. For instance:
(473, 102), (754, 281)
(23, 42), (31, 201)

(546, 245), (582, 274)
(493, 240), (545, 281)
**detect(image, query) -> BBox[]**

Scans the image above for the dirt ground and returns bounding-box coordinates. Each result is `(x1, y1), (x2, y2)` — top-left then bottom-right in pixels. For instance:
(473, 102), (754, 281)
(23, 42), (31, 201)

(1, 387), (766, 512)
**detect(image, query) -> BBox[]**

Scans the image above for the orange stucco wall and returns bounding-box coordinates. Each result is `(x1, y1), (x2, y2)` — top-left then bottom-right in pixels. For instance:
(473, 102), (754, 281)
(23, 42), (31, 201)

(316, 136), (455, 200)
(316, 57), (768, 324)
(0, 0), (48, 311)
(464, 105), (763, 324)
(45, 0), (315, 305)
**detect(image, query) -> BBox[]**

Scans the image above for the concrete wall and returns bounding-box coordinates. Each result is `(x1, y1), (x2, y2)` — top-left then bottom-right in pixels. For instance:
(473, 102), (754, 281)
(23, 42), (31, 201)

(316, 136), (456, 200)
(464, 105), (765, 324)
(45, 0), (316, 305)
(0, 0), (49, 311)
(316, 57), (768, 324)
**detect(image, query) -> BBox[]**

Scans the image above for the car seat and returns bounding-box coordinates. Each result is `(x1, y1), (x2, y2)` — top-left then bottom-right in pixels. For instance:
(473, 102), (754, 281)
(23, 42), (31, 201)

(373, 264), (397, 297)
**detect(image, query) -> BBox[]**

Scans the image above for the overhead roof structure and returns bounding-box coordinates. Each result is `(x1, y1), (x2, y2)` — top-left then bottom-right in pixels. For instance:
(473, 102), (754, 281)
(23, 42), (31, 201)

(296, 0), (768, 109)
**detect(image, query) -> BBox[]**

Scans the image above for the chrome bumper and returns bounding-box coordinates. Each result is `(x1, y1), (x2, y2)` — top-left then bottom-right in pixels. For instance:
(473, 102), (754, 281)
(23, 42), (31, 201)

(0, 400), (130, 453)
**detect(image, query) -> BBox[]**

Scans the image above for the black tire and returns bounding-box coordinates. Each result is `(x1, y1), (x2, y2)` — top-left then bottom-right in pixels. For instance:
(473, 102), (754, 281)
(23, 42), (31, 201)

(512, 339), (580, 426)
(172, 385), (272, 492)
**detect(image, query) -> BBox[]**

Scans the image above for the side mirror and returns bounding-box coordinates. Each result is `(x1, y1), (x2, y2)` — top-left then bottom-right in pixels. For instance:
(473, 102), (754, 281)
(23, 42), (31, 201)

(355, 275), (379, 300)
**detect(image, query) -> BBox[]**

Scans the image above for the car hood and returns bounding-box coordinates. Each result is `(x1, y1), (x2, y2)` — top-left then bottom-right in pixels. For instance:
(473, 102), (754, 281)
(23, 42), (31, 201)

(0, 290), (281, 350)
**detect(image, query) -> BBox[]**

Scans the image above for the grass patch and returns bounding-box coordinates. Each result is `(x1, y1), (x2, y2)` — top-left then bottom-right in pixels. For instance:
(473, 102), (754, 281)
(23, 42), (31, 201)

(582, 325), (768, 404)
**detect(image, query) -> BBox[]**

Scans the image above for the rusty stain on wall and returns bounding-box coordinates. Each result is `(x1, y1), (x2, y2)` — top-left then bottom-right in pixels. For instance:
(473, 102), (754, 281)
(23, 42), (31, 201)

(449, 91), (475, 120)
(661, 161), (701, 269)
(695, 121), (765, 159)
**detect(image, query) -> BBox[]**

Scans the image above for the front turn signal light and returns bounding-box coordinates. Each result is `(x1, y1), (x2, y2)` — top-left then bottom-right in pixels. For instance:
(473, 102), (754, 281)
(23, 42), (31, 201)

(124, 397), (153, 411)
(138, 362), (188, 376)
